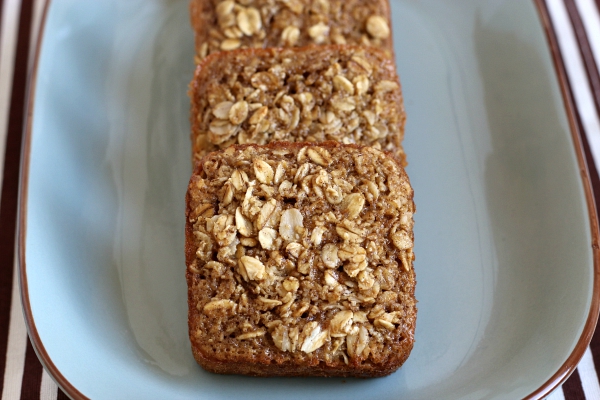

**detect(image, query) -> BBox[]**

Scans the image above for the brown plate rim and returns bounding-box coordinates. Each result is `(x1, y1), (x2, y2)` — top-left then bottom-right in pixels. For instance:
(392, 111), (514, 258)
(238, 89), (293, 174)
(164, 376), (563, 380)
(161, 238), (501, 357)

(524, 1), (600, 396)
(16, 0), (88, 398)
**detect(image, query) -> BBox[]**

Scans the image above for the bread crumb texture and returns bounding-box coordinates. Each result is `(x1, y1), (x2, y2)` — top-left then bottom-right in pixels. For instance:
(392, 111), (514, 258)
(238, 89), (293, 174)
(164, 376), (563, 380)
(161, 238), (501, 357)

(185, 142), (416, 377)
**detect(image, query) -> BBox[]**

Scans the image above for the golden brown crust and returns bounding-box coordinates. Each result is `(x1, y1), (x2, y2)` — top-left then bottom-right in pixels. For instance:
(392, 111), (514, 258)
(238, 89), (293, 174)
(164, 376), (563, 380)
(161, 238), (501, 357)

(189, 0), (394, 63)
(186, 141), (416, 377)
(189, 45), (407, 165)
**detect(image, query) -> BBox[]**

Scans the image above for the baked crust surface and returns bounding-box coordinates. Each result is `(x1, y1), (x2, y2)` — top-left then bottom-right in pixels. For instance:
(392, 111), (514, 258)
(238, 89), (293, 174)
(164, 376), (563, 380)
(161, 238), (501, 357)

(186, 141), (416, 377)
(190, 45), (406, 165)
(190, 0), (394, 63)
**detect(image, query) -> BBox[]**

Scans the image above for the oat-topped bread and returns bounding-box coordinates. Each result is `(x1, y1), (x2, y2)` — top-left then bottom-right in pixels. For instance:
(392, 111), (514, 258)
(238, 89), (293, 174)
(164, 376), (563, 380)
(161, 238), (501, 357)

(186, 141), (416, 377)
(190, 45), (407, 165)
(190, 0), (394, 63)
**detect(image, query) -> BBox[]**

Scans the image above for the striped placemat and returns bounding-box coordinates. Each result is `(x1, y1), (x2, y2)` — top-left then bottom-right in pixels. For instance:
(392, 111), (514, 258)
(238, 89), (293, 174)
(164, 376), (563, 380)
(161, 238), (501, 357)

(1, 0), (600, 398)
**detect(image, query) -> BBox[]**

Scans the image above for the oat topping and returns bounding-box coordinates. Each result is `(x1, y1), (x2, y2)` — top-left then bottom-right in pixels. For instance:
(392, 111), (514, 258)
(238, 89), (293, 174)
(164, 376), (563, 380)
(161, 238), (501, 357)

(366, 15), (391, 39)
(190, 0), (393, 63)
(191, 46), (406, 165)
(281, 26), (300, 47)
(186, 143), (416, 367)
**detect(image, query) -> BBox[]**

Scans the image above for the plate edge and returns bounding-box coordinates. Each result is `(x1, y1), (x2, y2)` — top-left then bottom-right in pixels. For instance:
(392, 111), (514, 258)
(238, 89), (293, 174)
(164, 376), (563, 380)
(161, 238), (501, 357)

(16, 0), (90, 399)
(525, 0), (600, 398)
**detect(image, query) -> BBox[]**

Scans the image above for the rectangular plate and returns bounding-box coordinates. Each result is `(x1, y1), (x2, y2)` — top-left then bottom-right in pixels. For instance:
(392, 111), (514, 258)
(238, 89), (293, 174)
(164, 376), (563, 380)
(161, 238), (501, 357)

(19, 0), (599, 399)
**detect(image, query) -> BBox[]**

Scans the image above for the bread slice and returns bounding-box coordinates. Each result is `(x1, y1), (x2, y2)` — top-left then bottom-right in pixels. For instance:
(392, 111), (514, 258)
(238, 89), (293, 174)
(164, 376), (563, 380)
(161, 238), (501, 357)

(185, 141), (416, 377)
(189, 45), (407, 165)
(190, 0), (394, 63)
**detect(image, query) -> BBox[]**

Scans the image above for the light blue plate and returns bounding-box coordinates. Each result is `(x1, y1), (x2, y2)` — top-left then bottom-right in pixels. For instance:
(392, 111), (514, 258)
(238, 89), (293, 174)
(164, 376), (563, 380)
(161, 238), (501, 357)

(19, 0), (598, 399)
